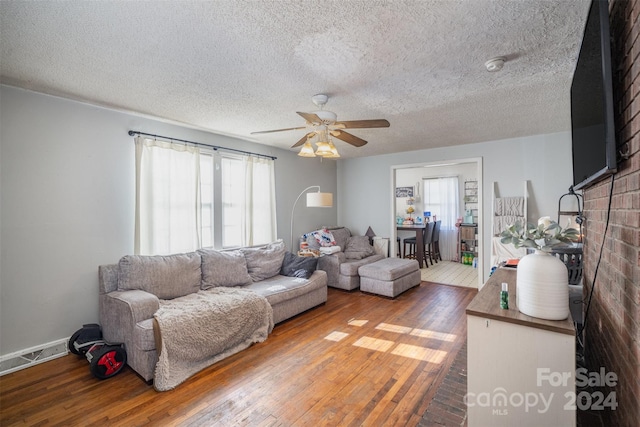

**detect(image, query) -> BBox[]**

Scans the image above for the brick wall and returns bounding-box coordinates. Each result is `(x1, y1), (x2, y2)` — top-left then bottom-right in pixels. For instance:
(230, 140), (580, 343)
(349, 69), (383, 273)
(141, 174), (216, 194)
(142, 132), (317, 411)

(582, 0), (640, 425)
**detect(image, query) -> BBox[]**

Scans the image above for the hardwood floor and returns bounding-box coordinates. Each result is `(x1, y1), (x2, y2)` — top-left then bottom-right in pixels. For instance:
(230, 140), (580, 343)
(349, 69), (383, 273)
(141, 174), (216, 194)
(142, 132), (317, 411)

(0, 282), (476, 426)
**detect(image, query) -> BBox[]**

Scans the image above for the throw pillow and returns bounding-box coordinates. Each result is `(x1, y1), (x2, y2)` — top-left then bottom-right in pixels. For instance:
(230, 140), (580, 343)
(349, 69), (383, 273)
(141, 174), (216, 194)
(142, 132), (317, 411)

(242, 240), (286, 281)
(308, 228), (336, 247)
(118, 252), (202, 299)
(198, 249), (252, 289)
(344, 236), (376, 260)
(280, 251), (318, 279)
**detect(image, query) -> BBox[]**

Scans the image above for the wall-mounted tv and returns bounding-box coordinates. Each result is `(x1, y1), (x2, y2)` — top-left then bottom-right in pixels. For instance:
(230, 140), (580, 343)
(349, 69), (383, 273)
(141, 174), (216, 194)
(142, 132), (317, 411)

(570, 0), (617, 191)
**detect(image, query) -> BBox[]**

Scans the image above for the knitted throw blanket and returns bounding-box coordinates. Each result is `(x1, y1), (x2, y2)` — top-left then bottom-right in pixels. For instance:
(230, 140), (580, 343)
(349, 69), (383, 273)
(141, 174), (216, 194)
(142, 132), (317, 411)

(153, 287), (273, 391)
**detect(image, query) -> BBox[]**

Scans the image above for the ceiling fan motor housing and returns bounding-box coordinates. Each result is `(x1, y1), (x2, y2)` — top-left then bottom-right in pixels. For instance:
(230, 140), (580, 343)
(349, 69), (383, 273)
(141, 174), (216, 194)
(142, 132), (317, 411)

(313, 110), (337, 124)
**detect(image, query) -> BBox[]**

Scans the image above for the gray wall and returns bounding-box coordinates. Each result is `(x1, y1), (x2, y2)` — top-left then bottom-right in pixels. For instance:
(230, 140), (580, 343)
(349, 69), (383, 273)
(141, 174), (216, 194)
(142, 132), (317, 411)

(337, 132), (574, 282)
(0, 85), (336, 356)
(0, 83), (573, 357)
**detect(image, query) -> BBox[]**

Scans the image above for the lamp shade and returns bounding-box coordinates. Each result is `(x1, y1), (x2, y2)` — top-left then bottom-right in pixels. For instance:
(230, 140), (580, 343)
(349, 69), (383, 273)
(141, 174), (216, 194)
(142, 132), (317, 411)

(315, 141), (332, 157)
(298, 141), (316, 157)
(325, 140), (340, 158)
(306, 192), (333, 208)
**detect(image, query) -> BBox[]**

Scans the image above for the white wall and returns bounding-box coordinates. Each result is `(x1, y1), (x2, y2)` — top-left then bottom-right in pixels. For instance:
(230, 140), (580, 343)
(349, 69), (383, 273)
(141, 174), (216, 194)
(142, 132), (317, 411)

(0, 85), (337, 356)
(337, 132), (573, 282)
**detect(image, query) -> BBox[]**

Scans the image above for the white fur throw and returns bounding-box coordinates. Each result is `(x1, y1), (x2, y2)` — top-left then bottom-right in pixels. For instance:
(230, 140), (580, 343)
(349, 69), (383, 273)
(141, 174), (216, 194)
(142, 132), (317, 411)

(153, 287), (273, 391)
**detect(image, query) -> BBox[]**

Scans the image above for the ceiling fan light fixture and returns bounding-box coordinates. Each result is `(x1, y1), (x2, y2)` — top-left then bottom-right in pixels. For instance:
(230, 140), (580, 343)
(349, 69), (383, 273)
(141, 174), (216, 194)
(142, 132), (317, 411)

(325, 140), (341, 158)
(298, 141), (316, 157)
(315, 141), (333, 157)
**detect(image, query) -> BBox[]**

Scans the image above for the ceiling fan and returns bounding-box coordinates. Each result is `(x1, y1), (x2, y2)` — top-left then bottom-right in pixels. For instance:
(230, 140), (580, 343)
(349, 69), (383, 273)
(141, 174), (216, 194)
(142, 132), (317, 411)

(251, 94), (390, 157)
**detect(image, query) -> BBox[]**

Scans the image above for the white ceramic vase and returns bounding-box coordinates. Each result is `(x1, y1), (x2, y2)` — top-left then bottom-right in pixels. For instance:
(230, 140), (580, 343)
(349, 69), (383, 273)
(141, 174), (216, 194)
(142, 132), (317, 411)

(516, 250), (569, 320)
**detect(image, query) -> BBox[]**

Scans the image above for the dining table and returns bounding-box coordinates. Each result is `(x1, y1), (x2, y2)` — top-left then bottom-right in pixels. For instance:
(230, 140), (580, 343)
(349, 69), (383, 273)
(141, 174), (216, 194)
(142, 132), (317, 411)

(396, 223), (426, 268)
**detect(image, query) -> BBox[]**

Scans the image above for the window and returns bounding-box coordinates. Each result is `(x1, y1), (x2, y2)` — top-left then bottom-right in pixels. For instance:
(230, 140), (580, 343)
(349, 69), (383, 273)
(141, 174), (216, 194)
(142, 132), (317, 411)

(422, 177), (460, 260)
(135, 136), (276, 255)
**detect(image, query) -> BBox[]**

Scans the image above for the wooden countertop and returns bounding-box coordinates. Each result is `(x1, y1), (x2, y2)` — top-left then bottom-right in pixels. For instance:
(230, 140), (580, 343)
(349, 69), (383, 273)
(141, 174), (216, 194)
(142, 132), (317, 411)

(466, 268), (575, 336)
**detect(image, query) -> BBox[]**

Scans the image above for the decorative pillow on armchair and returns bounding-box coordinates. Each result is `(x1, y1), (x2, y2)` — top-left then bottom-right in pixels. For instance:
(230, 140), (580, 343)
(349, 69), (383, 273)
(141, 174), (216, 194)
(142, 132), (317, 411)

(280, 252), (318, 279)
(344, 236), (376, 260)
(307, 228), (336, 247)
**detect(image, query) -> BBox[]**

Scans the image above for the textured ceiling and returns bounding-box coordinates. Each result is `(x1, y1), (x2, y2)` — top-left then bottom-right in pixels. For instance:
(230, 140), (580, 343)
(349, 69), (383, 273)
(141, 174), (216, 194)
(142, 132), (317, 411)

(0, 0), (591, 158)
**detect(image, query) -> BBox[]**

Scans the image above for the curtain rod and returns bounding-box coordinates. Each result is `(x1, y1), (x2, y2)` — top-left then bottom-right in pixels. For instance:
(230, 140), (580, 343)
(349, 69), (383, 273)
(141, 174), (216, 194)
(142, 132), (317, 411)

(128, 130), (277, 160)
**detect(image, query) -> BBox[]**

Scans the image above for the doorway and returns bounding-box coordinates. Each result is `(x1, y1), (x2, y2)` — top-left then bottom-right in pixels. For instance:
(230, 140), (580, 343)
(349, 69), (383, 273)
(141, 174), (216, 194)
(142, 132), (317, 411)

(390, 158), (483, 288)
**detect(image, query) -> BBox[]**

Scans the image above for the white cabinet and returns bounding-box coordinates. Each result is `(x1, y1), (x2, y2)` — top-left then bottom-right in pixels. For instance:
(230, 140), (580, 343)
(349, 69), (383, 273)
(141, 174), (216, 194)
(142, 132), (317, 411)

(466, 268), (576, 426)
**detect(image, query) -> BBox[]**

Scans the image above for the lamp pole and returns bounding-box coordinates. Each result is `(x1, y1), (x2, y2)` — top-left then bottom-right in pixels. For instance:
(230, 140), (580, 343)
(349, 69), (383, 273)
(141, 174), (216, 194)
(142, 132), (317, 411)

(290, 186), (321, 251)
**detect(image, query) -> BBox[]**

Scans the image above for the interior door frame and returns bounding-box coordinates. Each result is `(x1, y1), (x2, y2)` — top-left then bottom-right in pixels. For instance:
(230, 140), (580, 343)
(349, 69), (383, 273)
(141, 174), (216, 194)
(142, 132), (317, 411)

(390, 157), (484, 288)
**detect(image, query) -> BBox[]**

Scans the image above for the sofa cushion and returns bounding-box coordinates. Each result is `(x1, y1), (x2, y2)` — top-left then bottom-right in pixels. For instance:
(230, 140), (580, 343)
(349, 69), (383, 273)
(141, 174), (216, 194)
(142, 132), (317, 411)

(358, 258), (420, 281)
(344, 236), (376, 260)
(198, 249), (252, 289)
(339, 254), (386, 276)
(118, 252), (202, 299)
(280, 251), (318, 279)
(244, 272), (326, 306)
(242, 240), (286, 282)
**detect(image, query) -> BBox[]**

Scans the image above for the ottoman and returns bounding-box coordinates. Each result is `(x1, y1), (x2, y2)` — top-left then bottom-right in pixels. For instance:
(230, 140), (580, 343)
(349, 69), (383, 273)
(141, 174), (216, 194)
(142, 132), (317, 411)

(358, 258), (421, 298)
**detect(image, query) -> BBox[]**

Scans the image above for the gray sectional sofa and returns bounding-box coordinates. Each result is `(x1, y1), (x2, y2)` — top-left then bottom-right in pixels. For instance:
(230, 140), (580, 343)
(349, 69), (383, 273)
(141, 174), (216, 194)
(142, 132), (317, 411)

(307, 227), (385, 291)
(98, 240), (327, 383)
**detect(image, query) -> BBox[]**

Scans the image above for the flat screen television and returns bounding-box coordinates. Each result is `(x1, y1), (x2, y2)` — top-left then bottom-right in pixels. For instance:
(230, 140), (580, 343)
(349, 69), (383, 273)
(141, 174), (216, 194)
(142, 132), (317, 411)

(570, 0), (617, 190)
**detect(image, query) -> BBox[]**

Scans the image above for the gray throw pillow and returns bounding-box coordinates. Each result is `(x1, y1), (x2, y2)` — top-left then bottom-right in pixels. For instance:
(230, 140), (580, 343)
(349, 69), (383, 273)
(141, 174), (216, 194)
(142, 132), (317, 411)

(198, 249), (252, 289)
(118, 252), (201, 299)
(344, 236), (376, 260)
(242, 240), (286, 281)
(280, 251), (318, 279)
(328, 227), (352, 250)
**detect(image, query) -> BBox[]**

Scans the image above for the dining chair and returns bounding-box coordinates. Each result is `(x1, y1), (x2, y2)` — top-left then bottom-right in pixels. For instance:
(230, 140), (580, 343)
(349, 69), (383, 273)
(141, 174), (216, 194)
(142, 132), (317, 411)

(403, 222), (435, 267)
(430, 220), (442, 263)
(422, 221), (436, 265)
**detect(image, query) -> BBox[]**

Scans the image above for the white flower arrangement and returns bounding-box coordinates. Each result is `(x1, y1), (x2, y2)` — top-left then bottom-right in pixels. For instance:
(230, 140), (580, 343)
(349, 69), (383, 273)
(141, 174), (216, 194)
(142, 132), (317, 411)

(500, 216), (580, 252)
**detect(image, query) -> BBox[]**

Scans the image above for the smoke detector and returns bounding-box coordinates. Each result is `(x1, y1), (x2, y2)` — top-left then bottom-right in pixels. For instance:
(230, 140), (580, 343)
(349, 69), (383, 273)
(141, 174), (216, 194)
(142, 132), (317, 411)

(485, 57), (506, 72)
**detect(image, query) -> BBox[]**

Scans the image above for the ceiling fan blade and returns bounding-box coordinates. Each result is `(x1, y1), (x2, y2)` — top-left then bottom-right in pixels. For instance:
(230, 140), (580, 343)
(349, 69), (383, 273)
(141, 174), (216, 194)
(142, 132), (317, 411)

(251, 126), (306, 135)
(297, 111), (323, 124)
(331, 130), (368, 147)
(334, 119), (390, 129)
(291, 132), (315, 148)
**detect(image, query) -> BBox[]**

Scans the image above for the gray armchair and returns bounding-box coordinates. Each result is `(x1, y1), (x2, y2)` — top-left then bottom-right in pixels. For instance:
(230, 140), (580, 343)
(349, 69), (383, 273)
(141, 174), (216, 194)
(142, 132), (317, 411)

(308, 227), (384, 291)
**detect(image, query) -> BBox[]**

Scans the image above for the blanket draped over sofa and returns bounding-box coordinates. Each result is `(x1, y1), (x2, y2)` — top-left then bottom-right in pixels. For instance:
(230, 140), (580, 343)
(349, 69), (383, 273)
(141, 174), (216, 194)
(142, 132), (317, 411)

(153, 287), (273, 391)
(99, 240), (328, 386)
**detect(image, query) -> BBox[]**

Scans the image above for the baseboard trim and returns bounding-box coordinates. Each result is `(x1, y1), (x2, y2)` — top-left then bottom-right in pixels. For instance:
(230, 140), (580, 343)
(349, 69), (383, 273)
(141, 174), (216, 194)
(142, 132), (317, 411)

(0, 338), (69, 376)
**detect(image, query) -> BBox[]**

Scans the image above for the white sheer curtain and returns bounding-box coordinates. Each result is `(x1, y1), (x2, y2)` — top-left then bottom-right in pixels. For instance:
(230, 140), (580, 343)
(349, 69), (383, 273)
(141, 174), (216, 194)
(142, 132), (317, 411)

(423, 176), (460, 261)
(221, 154), (276, 247)
(135, 136), (201, 255)
(242, 156), (277, 246)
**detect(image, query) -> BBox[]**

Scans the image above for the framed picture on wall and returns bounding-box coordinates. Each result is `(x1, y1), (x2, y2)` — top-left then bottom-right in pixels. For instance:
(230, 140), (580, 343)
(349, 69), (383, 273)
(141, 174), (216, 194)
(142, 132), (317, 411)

(395, 187), (414, 198)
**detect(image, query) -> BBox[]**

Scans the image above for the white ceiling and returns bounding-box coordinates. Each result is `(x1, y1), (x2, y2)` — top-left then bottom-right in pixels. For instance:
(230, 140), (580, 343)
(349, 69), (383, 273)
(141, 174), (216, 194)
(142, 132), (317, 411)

(0, 0), (591, 158)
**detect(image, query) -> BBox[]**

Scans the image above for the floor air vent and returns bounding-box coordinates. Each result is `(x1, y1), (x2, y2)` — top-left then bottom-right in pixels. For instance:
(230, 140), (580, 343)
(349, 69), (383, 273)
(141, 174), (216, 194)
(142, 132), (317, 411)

(0, 339), (68, 376)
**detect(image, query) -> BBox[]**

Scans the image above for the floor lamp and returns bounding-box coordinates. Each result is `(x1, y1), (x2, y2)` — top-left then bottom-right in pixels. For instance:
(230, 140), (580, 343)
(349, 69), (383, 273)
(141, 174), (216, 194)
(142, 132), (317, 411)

(290, 186), (333, 250)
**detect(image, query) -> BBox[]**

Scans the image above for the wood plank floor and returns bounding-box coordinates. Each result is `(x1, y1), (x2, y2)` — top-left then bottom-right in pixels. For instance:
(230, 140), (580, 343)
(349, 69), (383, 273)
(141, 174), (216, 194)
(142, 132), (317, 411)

(0, 282), (477, 426)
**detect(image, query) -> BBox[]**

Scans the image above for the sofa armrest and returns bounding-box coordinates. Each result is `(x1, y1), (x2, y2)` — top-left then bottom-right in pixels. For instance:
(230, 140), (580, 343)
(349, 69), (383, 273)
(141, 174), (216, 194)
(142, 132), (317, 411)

(99, 289), (159, 343)
(316, 253), (345, 288)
